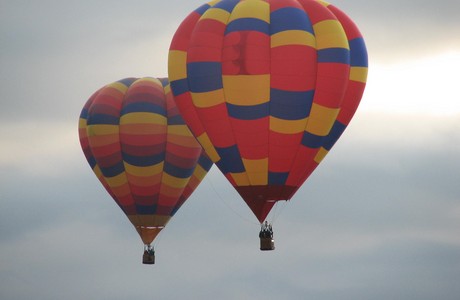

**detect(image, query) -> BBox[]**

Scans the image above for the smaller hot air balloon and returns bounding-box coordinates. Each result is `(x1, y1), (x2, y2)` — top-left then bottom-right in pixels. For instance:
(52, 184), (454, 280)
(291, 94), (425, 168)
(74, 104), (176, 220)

(79, 77), (212, 264)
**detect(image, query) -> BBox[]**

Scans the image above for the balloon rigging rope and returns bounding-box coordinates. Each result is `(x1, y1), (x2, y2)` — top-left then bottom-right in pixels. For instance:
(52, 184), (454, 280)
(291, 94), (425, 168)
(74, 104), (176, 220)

(152, 230), (163, 251)
(206, 174), (259, 226)
(269, 200), (289, 225)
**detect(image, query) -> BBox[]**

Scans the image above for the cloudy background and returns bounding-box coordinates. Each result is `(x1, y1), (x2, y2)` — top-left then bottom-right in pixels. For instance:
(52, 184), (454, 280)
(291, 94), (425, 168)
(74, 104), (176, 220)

(1, 0), (459, 299)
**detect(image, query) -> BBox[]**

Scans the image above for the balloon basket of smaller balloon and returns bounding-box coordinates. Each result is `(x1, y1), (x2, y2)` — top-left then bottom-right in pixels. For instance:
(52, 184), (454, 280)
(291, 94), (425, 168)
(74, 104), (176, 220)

(260, 237), (275, 251)
(142, 246), (155, 265)
(143, 252), (155, 264)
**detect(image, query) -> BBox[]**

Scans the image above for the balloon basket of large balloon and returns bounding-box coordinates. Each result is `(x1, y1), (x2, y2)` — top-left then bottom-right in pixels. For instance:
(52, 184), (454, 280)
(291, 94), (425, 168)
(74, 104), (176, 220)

(259, 221), (275, 250)
(260, 237), (275, 251)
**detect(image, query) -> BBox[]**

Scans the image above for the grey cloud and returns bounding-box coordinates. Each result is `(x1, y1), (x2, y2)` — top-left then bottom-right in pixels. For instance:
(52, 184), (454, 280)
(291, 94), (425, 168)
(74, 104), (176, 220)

(1, 1), (459, 299)
(332, 0), (460, 61)
(0, 1), (178, 123)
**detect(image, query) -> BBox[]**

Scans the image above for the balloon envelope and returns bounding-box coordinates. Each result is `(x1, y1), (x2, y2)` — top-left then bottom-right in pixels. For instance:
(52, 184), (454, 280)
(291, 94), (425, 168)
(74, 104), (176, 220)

(168, 0), (368, 222)
(79, 77), (213, 244)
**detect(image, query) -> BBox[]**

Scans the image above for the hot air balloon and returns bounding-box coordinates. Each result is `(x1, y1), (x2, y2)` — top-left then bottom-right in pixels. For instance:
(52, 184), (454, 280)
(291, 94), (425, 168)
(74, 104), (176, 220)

(168, 0), (368, 250)
(79, 77), (213, 263)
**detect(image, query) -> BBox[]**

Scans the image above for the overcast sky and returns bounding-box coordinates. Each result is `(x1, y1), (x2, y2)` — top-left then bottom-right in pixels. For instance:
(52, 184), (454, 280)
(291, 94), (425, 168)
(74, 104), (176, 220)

(1, 1), (459, 299)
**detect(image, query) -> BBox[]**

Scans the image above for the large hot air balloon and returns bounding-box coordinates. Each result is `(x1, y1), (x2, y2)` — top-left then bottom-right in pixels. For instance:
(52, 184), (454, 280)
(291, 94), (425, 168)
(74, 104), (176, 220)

(78, 77), (213, 263)
(168, 0), (368, 250)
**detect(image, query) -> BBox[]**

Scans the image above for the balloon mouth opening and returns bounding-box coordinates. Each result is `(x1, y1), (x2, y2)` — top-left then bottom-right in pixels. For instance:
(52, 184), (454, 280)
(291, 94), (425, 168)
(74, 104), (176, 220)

(136, 226), (165, 245)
